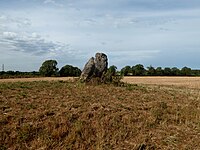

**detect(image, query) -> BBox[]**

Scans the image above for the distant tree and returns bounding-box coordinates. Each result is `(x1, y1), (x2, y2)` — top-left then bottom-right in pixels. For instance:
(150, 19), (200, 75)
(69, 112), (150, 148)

(121, 66), (132, 76)
(163, 67), (172, 76)
(59, 65), (81, 77)
(181, 67), (192, 76)
(155, 67), (163, 76)
(39, 60), (59, 77)
(171, 67), (180, 76)
(6, 71), (15, 75)
(132, 64), (145, 76)
(192, 70), (200, 76)
(147, 65), (156, 76)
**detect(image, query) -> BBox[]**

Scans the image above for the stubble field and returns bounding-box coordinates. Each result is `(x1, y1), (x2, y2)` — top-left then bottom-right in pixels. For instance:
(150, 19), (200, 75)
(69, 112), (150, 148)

(123, 76), (200, 89)
(1, 77), (200, 149)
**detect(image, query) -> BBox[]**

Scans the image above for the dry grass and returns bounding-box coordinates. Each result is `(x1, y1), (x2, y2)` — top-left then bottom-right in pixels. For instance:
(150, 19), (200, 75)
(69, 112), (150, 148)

(1, 76), (200, 89)
(0, 77), (76, 83)
(1, 80), (200, 149)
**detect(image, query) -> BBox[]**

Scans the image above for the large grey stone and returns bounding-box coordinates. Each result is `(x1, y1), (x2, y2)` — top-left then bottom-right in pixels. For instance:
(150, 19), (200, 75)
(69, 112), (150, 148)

(80, 57), (95, 81)
(80, 53), (108, 81)
(94, 53), (108, 77)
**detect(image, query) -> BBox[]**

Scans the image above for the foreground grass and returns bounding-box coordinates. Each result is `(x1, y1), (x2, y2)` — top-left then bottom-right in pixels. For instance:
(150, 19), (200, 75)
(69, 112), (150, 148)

(0, 81), (200, 149)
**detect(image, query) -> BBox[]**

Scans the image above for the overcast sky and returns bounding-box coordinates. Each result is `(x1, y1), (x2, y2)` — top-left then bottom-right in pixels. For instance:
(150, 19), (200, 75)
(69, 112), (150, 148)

(0, 0), (200, 71)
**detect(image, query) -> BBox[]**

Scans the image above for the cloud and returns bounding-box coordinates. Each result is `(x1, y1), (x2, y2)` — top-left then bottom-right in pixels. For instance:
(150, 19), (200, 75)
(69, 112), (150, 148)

(2, 31), (17, 39)
(1, 31), (70, 56)
(0, 14), (31, 32)
(1, 0), (200, 71)
(43, 0), (63, 7)
(43, 0), (55, 4)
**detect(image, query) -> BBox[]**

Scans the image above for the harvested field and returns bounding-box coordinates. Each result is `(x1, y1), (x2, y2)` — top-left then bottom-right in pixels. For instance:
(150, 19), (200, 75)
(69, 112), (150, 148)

(123, 76), (200, 89)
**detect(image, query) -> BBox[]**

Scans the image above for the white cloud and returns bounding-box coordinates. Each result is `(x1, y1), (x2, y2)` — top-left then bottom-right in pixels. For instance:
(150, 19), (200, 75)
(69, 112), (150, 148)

(3, 32), (18, 38)
(43, 0), (63, 7)
(0, 15), (7, 20)
(0, 14), (32, 34)
(31, 32), (41, 38)
(43, 0), (55, 4)
(0, 31), (71, 57)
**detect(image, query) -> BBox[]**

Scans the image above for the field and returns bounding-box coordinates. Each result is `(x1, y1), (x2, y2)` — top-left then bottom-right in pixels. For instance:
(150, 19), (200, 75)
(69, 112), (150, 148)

(123, 76), (200, 89)
(1, 77), (200, 149)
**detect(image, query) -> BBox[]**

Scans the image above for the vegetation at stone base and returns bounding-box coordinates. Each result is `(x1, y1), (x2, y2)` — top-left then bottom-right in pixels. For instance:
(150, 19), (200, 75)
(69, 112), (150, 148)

(1, 80), (200, 149)
(85, 65), (123, 86)
(103, 65), (123, 86)
(108, 65), (117, 76)
(120, 64), (200, 76)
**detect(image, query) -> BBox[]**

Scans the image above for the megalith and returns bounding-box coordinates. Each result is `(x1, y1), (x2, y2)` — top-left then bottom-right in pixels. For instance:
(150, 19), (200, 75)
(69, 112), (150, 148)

(80, 52), (108, 81)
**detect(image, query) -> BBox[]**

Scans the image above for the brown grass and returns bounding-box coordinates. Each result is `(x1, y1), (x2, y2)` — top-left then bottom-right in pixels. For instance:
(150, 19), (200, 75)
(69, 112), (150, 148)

(1, 76), (200, 89)
(1, 79), (200, 149)
(0, 77), (77, 83)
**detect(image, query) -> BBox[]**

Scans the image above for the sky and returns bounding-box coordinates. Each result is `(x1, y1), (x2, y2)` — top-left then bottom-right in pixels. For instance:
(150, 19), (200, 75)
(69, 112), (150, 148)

(0, 0), (200, 71)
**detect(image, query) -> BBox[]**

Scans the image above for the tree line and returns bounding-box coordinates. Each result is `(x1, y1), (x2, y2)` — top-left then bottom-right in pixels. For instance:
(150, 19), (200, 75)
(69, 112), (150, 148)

(1, 60), (200, 79)
(0, 60), (81, 78)
(0, 71), (41, 79)
(120, 64), (200, 76)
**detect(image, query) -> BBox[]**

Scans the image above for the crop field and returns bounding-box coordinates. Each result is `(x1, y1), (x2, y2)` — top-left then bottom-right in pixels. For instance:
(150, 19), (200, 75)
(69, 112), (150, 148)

(1, 78), (200, 149)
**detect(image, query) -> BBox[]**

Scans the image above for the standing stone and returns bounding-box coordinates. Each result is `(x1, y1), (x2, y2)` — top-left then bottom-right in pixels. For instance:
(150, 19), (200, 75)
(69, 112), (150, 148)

(80, 57), (95, 81)
(80, 52), (108, 82)
(94, 53), (108, 77)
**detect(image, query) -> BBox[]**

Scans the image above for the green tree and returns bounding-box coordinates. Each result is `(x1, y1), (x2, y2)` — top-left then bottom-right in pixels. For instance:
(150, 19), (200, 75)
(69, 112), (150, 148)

(181, 67), (192, 76)
(39, 60), (58, 77)
(171, 67), (180, 76)
(155, 67), (163, 76)
(120, 66), (132, 76)
(163, 67), (172, 76)
(59, 65), (81, 77)
(147, 65), (156, 76)
(132, 64), (145, 76)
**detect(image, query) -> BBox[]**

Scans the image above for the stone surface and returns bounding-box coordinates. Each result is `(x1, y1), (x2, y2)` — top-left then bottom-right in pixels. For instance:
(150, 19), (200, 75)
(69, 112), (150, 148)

(80, 57), (95, 81)
(94, 53), (108, 77)
(80, 53), (108, 81)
